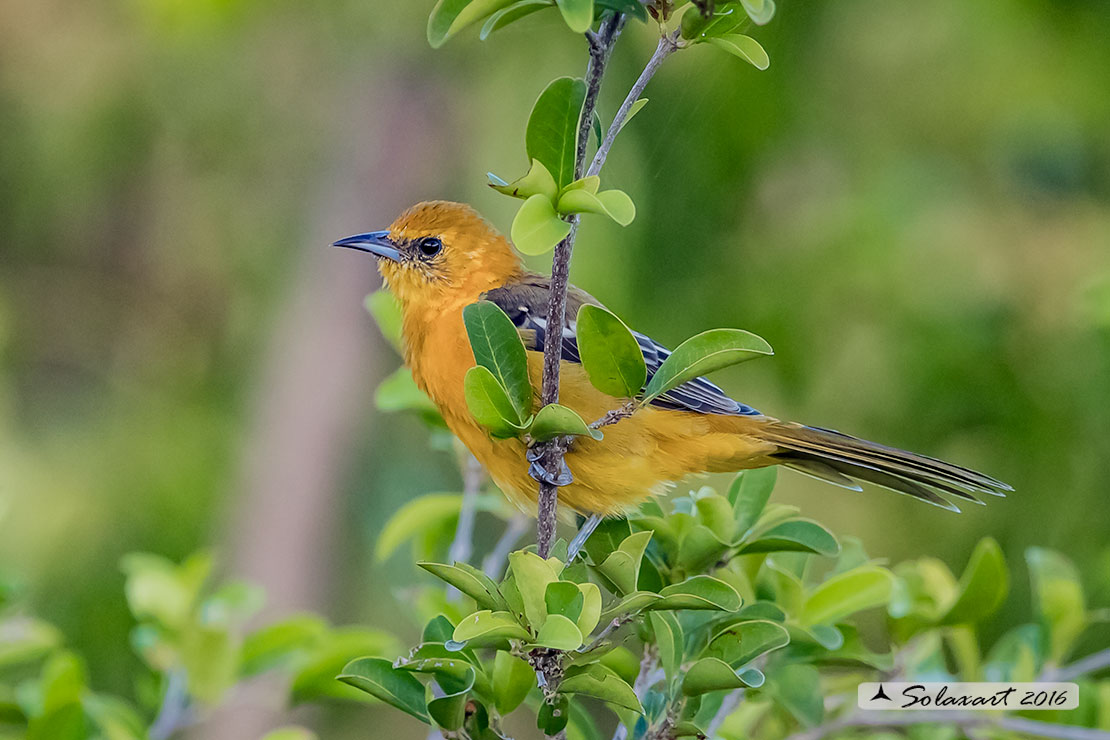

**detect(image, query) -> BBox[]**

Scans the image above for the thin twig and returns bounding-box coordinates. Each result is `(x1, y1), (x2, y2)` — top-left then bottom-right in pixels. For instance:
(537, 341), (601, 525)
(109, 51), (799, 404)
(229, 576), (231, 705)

(591, 401), (639, 430)
(149, 668), (190, 740)
(579, 615), (634, 653)
(482, 514), (529, 579)
(587, 31), (680, 178)
(613, 644), (660, 740)
(706, 689), (744, 738)
(447, 453), (484, 601)
(1045, 647), (1110, 682)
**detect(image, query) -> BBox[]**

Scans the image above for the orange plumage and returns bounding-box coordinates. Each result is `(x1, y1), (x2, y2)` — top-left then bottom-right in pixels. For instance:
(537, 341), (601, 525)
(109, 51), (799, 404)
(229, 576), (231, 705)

(335, 201), (1010, 517)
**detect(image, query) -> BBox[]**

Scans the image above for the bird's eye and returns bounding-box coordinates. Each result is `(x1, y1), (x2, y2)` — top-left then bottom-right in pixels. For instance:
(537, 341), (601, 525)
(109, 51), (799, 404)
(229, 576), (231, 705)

(418, 236), (443, 257)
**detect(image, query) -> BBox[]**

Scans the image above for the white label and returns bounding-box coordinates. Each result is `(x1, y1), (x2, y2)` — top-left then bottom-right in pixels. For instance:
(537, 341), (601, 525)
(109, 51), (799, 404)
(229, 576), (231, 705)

(857, 682), (1079, 711)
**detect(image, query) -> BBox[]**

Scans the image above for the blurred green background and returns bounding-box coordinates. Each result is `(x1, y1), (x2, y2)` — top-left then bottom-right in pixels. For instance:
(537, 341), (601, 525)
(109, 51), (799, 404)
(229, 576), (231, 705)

(2, 0), (1108, 736)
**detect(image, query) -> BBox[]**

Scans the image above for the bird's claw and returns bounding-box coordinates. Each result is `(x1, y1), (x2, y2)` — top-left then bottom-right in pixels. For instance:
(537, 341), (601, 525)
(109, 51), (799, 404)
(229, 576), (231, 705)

(529, 459), (573, 487)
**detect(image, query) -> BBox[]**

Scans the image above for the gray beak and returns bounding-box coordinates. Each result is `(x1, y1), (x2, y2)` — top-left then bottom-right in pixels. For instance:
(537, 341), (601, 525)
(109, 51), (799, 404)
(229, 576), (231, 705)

(332, 230), (403, 261)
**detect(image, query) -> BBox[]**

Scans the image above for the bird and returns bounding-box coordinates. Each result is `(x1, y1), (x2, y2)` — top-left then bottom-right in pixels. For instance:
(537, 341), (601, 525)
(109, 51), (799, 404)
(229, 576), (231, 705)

(334, 201), (1010, 519)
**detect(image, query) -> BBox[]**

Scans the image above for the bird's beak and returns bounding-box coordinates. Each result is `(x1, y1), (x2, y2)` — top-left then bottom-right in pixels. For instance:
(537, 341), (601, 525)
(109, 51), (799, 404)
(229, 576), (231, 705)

(331, 230), (403, 262)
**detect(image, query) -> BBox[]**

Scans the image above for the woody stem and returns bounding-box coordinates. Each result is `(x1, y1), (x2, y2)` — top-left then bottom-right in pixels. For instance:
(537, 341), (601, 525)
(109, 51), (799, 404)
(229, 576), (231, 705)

(535, 12), (624, 559)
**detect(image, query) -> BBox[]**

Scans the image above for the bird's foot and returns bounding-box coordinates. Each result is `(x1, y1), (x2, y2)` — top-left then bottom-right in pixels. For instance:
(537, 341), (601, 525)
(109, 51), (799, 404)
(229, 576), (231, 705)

(528, 458), (573, 487)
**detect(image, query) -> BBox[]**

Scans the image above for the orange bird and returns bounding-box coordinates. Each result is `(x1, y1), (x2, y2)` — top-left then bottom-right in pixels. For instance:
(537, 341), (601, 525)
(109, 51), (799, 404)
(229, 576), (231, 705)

(334, 201), (1010, 517)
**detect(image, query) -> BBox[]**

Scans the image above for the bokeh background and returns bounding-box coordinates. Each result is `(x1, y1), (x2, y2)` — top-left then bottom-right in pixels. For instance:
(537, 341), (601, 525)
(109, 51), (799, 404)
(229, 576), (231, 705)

(2, 0), (1109, 736)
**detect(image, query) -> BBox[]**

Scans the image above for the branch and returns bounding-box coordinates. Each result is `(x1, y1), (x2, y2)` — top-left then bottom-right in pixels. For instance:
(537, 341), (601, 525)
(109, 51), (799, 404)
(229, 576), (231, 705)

(1045, 648), (1110, 682)
(447, 453), (484, 601)
(591, 401), (638, 430)
(535, 13), (625, 559)
(481, 514), (529, 579)
(612, 644), (660, 740)
(587, 31), (680, 178)
(149, 668), (191, 740)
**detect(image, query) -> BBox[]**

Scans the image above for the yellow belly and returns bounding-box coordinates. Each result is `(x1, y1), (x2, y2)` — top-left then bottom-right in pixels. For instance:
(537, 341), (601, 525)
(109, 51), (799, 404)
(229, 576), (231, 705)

(435, 352), (775, 517)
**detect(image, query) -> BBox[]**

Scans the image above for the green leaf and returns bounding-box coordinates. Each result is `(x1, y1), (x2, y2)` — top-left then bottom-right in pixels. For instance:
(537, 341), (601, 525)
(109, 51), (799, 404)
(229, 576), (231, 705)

(1027, 547), (1087, 661)
(575, 304), (647, 399)
(464, 366), (530, 437)
(401, 661), (477, 730)
(681, 2), (748, 39)
(511, 194), (573, 255)
(694, 490), (735, 544)
(598, 646), (640, 685)
(563, 175), (601, 195)
(41, 652), (87, 714)
(595, 531), (653, 595)
(377, 494), (464, 561)
(27, 703), (86, 740)
(374, 367), (441, 421)
(729, 467), (777, 534)
(557, 188), (636, 226)
(509, 551), (559, 628)
(492, 651), (535, 714)
(801, 566), (895, 626)
(642, 328), (773, 404)
(650, 575), (742, 612)
(489, 158), (558, 201)
(768, 663), (822, 726)
(531, 403), (604, 441)
(533, 614), (584, 650)
(82, 694), (148, 740)
(594, 0), (648, 21)
(261, 729), (317, 740)
(555, 0), (594, 33)
(621, 99), (648, 132)
(526, 77), (587, 189)
(480, 0), (552, 39)
(676, 524), (730, 573)
(703, 619), (790, 667)
(338, 658), (430, 723)
(682, 657), (763, 695)
(983, 623), (1043, 682)
(648, 612), (683, 685)
(241, 615), (327, 676)
(463, 301), (532, 418)
(538, 695), (570, 735)
(418, 562), (508, 611)
(583, 518), (631, 564)
(576, 583), (603, 636)
(561, 664), (644, 713)
(289, 627), (397, 703)
(0, 617), (61, 669)
(738, 519), (839, 556)
(939, 537), (1008, 625)
(546, 581), (586, 622)
(423, 615), (457, 644)
(452, 610), (532, 645)
(741, 0), (775, 25)
(674, 721), (708, 738)
(428, 0), (518, 48)
(706, 35), (770, 70)
(599, 591), (662, 621)
(364, 290), (403, 353)
(120, 551), (211, 630)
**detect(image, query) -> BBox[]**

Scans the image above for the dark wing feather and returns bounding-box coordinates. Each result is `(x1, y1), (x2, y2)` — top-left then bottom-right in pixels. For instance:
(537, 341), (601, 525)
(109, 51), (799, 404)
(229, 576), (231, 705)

(483, 277), (760, 417)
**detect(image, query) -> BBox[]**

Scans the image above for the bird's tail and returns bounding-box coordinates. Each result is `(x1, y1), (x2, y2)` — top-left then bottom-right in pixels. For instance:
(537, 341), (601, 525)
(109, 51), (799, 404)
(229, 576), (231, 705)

(758, 422), (1012, 511)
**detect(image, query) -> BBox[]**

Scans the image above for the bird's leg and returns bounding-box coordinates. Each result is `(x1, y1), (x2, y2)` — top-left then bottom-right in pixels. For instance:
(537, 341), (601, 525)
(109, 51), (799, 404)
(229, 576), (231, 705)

(567, 514), (602, 561)
(527, 439), (573, 487)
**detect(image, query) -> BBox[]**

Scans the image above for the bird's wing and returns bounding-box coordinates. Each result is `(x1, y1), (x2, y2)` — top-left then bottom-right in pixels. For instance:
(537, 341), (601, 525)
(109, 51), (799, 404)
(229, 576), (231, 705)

(482, 277), (761, 417)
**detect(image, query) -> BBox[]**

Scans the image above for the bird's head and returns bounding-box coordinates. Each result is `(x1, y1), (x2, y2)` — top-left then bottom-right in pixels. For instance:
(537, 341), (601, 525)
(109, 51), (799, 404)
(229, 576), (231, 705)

(333, 201), (523, 309)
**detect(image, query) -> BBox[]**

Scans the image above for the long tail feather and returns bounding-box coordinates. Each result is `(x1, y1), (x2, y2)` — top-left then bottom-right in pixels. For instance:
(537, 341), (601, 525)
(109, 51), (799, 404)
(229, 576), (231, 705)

(763, 423), (1010, 511)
